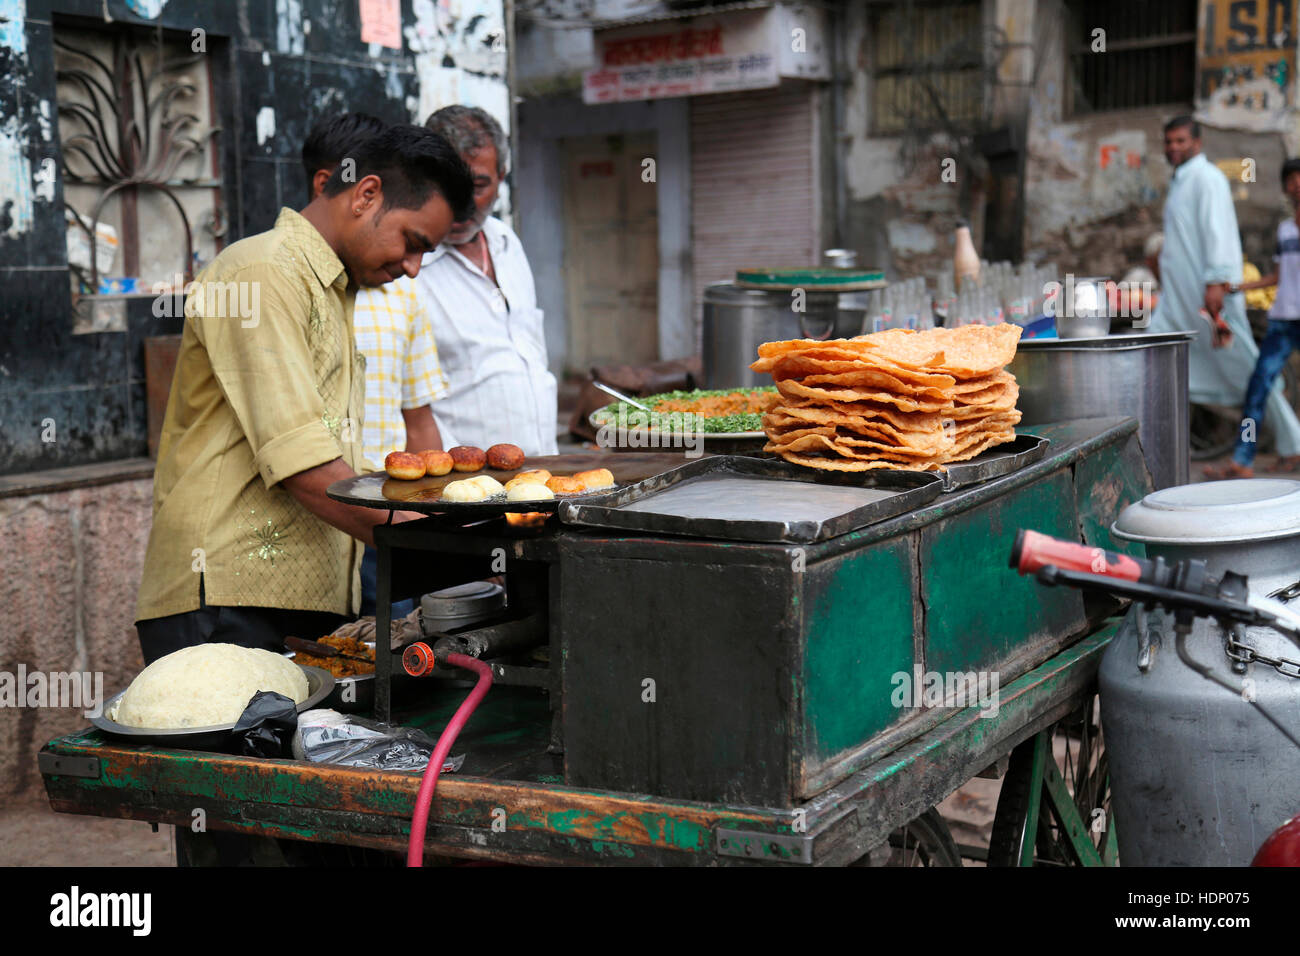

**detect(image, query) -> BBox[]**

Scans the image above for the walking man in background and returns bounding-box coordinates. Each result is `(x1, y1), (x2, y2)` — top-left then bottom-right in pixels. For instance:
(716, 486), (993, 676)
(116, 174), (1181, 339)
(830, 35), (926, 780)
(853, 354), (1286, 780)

(1148, 115), (1300, 470)
(1209, 158), (1300, 477)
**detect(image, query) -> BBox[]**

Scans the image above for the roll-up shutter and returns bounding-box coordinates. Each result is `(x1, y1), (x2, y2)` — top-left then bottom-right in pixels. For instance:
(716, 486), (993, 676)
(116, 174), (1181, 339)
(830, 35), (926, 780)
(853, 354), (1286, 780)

(690, 80), (821, 333)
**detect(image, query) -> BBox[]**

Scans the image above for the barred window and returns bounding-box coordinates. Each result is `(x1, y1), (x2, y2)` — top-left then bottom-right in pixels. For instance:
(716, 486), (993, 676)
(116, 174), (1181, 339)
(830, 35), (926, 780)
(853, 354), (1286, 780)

(1065, 0), (1197, 115)
(870, 1), (985, 135)
(55, 20), (223, 332)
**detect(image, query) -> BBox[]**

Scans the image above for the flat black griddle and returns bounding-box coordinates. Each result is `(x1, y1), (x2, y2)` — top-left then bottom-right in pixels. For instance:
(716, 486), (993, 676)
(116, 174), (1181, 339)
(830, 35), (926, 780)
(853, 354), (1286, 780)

(326, 452), (698, 519)
(558, 456), (945, 543)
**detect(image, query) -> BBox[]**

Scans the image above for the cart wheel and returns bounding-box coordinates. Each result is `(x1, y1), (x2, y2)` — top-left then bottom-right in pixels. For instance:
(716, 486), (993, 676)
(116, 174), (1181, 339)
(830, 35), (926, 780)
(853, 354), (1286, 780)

(851, 807), (962, 867)
(988, 696), (1115, 867)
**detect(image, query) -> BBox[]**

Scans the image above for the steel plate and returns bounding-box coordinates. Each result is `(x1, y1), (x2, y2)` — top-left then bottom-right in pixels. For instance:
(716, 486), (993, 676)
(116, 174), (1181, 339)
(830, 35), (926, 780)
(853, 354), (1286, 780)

(938, 433), (1051, 491)
(89, 664), (334, 746)
(559, 455), (943, 543)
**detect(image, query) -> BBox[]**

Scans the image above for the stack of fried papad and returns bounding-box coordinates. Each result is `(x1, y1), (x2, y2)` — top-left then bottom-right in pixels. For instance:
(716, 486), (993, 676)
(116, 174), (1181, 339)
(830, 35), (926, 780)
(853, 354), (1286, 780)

(749, 324), (1022, 471)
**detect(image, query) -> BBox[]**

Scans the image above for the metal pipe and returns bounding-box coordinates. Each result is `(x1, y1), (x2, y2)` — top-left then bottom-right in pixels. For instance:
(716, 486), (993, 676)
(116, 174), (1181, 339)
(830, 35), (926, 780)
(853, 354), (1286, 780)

(830, 0), (848, 249)
(432, 612), (548, 663)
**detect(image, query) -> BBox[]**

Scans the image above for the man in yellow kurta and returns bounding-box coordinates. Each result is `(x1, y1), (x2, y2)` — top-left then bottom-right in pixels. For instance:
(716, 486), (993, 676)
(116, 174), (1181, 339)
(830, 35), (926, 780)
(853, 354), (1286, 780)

(135, 125), (472, 664)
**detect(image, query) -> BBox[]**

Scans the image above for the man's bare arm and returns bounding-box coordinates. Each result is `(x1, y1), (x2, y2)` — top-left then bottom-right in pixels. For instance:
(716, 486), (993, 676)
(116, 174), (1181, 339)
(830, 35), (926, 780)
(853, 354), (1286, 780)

(281, 457), (420, 548)
(402, 405), (442, 452)
(1234, 271), (1279, 292)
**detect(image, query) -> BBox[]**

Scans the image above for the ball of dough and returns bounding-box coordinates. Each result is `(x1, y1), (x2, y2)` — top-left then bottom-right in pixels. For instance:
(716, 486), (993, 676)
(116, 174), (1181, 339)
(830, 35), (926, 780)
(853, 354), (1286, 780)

(486, 443), (526, 470)
(506, 481), (554, 502)
(575, 467), (615, 491)
(441, 479), (489, 502)
(515, 469), (552, 484)
(466, 475), (505, 496)
(113, 644), (308, 729)
(449, 446), (486, 472)
(421, 450), (454, 476)
(385, 451), (425, 480)
(546, 476), (586, 495)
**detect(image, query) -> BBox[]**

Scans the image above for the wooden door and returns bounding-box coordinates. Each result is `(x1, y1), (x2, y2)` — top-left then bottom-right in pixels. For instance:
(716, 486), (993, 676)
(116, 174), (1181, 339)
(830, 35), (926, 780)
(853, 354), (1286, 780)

(562, 133), (659, 370)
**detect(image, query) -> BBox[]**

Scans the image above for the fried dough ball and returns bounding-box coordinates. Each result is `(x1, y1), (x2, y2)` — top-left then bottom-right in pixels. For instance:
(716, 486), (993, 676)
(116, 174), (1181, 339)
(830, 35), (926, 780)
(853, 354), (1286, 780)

(441, 479), (489, 502)
(546, 475), (586, 495)
(449, 445), (486, 472)
(506, 481), (554, 502)
(421, 450), (454, 476)
(575, 467), (615, 491)
(514, 469), (552, 484)
(385, 451), (425, 480)
(486, 443), (526, 470)
(466, 475), (505, 496)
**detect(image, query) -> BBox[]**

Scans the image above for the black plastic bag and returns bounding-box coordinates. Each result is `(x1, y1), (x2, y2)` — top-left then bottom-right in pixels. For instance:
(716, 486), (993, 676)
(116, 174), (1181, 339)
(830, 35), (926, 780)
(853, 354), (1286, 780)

(230, 691), (298, 757)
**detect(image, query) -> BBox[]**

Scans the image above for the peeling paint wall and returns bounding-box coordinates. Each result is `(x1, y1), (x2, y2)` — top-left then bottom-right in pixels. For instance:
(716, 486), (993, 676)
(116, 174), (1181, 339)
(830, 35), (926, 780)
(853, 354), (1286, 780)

(0, 0), (42, 242)
(403, 0), (511, 215)
(840, 1), (986, 280)
(0, 0), (509, 478)
(840, 0), (1297, 283)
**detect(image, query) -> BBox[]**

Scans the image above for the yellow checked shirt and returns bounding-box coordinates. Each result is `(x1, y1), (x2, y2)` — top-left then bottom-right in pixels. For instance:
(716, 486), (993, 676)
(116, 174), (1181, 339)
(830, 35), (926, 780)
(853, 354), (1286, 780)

(353, 275), (449, 470)
(136, 208), (365, 622)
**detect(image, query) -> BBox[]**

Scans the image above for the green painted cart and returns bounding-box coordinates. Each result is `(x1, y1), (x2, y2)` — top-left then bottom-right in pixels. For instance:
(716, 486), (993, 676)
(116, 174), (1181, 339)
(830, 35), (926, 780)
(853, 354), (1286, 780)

(40, 417), (1148, 866)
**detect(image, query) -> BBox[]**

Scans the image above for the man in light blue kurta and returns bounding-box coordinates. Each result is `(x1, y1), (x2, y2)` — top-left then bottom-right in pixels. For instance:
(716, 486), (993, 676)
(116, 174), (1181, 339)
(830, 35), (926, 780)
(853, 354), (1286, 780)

(1149, 116), (1300, 460)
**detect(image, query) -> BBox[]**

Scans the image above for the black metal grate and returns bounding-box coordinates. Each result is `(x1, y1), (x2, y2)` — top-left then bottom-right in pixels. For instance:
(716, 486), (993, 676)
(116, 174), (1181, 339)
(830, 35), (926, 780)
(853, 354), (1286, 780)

(1066, 0), (1197, 115)
(870, 0), (985, 135)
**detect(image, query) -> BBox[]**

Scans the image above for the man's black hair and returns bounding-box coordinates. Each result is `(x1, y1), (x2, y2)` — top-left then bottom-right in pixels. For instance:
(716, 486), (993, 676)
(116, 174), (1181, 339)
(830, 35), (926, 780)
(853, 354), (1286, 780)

(321, 125), (474, 221)
(1164, 114), (1201, 138)
(1282, 158), (1300, 187)
(302, 112), (387, 202)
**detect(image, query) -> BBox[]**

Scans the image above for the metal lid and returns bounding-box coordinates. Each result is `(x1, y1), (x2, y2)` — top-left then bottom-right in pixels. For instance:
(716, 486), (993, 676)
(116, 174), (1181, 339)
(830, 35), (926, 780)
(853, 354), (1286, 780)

(734, 267), (887, 291)
(1112, 479), (1300, 545)
(420, 580), (505, 621)
(1016, 330), (1196, 351)
(702, 282), (855, 305)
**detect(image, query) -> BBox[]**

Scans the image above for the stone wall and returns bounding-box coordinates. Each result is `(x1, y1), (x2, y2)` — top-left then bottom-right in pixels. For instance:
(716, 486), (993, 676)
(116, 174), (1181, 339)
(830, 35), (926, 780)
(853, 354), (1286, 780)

(0, 477), (151, 801)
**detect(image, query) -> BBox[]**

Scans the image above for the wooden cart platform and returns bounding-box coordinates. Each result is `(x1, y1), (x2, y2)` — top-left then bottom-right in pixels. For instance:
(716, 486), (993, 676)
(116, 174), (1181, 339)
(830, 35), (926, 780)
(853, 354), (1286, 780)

(41, 624), (1114, 865)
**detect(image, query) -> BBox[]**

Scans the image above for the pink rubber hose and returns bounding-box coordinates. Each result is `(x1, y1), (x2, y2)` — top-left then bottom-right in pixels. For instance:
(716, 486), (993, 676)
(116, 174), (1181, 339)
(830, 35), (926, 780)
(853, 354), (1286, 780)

(407, 653), (494, 867)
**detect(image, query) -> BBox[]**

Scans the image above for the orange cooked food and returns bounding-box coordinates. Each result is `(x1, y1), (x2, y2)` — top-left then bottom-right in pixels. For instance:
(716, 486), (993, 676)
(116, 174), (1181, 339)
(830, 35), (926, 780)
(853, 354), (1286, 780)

(655, 390), (780, 417)
(292, 633), (375, 678)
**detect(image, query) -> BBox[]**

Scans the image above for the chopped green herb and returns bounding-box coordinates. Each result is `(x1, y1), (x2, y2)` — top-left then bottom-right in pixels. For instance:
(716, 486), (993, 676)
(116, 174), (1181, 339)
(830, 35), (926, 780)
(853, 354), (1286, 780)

(591, 387), (777, 434)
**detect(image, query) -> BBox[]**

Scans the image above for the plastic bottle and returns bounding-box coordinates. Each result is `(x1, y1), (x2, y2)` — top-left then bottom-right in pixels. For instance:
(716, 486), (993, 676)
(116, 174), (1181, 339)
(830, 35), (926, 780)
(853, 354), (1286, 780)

(954, 220), (981, 289)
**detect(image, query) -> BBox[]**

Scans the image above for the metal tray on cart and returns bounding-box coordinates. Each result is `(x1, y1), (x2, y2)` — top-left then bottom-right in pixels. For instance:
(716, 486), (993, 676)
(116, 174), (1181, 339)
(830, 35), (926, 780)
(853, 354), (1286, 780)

(558, 455), (944, 543)
(729, 432), (1051, 492)
(938, 433), (1050, 491)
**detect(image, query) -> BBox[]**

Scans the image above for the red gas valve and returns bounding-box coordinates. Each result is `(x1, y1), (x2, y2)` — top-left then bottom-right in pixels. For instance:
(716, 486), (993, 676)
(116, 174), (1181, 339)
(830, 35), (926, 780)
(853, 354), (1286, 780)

(403, 641), (437, 677)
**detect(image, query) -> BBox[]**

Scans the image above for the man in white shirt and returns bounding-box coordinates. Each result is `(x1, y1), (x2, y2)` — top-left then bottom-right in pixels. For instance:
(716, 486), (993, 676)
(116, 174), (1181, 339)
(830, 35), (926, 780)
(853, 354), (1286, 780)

(1150, 115), (1300, 470)
(418, 106), (559, 456)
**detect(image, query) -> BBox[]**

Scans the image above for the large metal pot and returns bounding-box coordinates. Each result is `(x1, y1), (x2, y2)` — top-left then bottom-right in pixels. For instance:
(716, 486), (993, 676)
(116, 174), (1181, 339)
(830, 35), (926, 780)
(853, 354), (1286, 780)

(1009, 331), (1194, 489)
(1101, 479), (1300, 865)
(702, 283), (868, 389)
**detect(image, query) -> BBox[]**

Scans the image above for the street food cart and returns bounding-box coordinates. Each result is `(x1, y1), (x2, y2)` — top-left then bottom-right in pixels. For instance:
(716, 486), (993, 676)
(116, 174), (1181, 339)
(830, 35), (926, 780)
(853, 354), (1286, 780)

(40, 415), (1150, 865)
